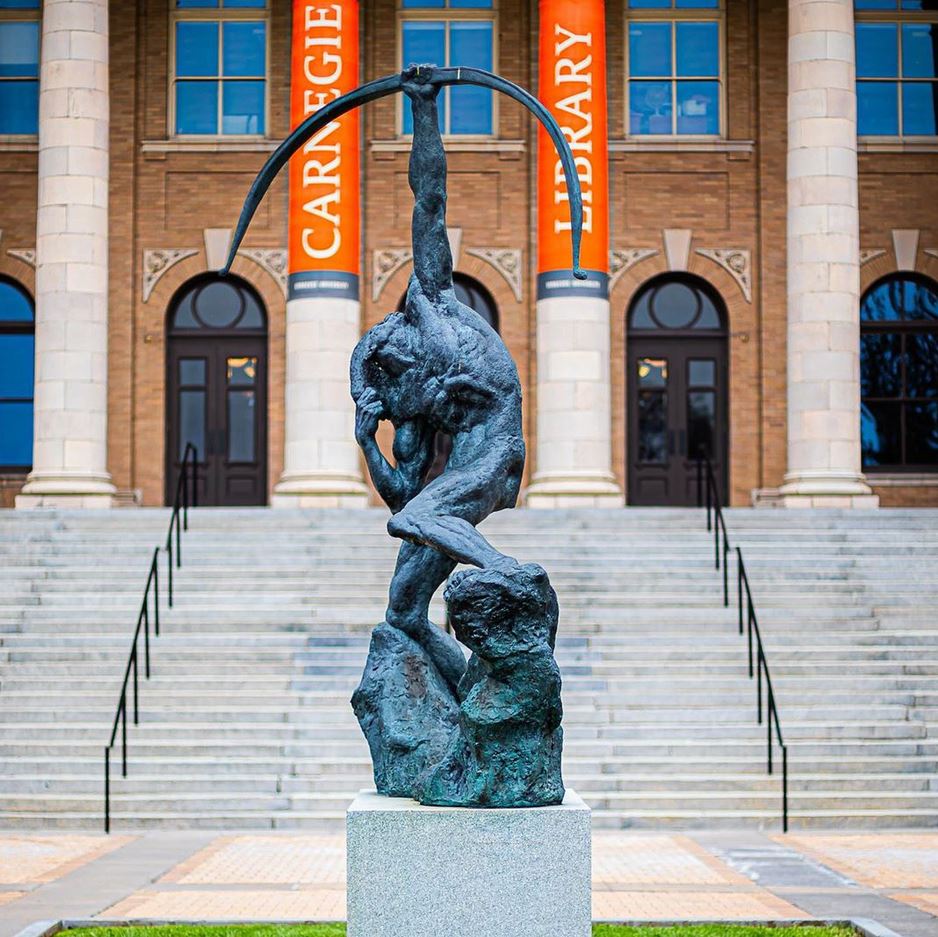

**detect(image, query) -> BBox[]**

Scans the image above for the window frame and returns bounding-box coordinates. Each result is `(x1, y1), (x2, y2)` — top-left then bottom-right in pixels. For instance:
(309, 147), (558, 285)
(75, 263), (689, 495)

(0, 276), (35, 472)
(860, 272), (938, 473)
(168, 0), (271, 141)
(623, 0), (726, 141)
(855, 4), (938, 142)
(396, 0), (499, 140)
(0, 1), (40, 141)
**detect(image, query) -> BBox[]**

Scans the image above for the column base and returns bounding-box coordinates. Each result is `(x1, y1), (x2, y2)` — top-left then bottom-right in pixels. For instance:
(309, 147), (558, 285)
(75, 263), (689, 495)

(272, 472), (370, 509)
(524, 473), (624, 509)
(15, 472), (116, 509)
(778, 472), (879, 509)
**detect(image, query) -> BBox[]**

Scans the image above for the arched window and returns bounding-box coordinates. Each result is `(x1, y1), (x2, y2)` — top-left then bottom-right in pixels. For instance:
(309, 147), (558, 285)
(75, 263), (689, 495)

(0, 277), (35, 470)
(861, 273), (938, 470)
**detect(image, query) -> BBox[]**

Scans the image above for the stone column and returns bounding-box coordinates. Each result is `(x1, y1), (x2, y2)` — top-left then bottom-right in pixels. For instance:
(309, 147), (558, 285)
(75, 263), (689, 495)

(525, 0), (622, 508)
(17, 0), (115, 508)
(780, 0), (877, 508)
(272, 0), (368, 508)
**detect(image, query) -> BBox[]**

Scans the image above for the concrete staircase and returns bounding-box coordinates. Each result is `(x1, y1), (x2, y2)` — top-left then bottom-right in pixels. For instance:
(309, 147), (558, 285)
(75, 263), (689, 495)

(0, 507), (936, 831)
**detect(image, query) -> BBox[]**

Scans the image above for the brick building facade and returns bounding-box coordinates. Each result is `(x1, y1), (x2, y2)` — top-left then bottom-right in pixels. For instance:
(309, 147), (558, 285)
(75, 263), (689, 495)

(0, 0), (936, 510)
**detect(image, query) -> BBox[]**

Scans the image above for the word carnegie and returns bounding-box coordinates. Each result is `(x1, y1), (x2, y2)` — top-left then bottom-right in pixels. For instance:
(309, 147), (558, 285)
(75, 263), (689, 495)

(300, 4), (345, 261)
(552, 24), (593, 236)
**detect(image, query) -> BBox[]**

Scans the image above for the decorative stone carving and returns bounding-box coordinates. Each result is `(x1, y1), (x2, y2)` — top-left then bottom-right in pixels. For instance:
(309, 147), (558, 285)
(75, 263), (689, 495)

(860, 249), (887, 267)
(372, 248), (413, 302)
(6, 249), (36, 269)
(609, 248), (659, 289)
(696, 248), (752, 303)
(142, 249), (198, 302)
(466, 247), (523, 301)
(237, 248), (288, 297)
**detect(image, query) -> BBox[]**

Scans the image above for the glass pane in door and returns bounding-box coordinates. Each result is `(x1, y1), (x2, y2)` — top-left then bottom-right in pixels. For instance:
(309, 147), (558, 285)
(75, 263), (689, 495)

(227, 356), (257, 462)
(637, 357), (668, 463)
(687, 390), (715, 459)
(179, 389), (206, 459)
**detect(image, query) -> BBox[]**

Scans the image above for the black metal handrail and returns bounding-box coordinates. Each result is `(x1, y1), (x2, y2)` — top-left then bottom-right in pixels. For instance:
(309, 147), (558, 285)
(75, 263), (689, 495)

(697, 455), (789, 832)
(104, 443), (197, 832)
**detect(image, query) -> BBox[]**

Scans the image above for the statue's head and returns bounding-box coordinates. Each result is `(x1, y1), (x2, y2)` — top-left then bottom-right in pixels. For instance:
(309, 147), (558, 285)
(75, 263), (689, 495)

(351, 313), (439, 424)
(444, 563), (558, 660)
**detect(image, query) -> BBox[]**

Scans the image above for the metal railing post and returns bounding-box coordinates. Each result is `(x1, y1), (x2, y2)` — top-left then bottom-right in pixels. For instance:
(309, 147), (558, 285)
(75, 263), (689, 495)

(756, 647), (763, 724)
(121, 696), (128, 777)
(782, 746), (789, 832)
(104, 748), (110, 834)
(737, 549), (744, 634)
(153, 548), (160, 637)
(747, 602), (754, 678)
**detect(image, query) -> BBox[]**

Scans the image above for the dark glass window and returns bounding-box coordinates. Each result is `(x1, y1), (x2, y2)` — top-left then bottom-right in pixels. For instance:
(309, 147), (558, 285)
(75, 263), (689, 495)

(0, 10), (39, 134)
(400, 2), (494, 136)
(0, 277), (34, 468)
(861, 274), (938, 469)
(628, 276), (725, 332)
(173, 2), (267, 136)
(855, 5), (938, 136)
(627, 2), (722, 136)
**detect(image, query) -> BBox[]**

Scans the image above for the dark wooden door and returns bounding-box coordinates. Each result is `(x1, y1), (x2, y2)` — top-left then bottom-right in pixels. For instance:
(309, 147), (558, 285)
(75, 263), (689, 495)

(166, 337), (267, 506)
(628, 338), (727, 506)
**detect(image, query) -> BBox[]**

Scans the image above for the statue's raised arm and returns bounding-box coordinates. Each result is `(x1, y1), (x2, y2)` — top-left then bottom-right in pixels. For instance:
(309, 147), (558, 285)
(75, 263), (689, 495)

(402, 67), (452, 304)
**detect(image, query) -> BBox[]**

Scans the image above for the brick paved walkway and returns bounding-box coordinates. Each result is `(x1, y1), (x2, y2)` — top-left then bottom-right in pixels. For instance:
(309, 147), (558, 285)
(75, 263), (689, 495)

(0, 830), (936, 937)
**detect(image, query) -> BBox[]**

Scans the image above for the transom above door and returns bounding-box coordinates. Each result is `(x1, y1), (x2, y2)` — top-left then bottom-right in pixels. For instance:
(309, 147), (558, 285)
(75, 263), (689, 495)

(166, 275), (268, 506)
(627, 275), (729, 507)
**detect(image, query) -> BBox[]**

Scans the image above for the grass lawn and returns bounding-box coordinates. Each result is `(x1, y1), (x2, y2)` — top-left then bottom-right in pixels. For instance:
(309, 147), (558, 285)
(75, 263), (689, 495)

(65, 924), (859, 937)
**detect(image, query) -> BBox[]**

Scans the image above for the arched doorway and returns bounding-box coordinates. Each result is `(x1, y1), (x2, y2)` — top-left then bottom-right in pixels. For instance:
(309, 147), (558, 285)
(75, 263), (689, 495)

(626, 274), (728, 506)
(396, 273), (500, 483)
(0, 277), (35, 471)
(165, 274), (268, 506)
(860, 273), (938, 469)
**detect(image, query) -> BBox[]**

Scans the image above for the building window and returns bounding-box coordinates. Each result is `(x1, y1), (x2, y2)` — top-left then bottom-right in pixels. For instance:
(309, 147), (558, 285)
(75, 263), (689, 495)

(861, 273), (938, 470)
(855, 2), (938, 137)
(0, 277), (34, 470)
(626, 0), (722, 137)
(171, 0), (268, 137)
(399, 1), (495, 136)
(0, 0), (39, 136)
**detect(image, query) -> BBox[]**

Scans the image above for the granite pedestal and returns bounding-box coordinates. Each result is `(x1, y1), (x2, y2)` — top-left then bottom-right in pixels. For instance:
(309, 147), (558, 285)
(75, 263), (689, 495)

(346, 789), (591, 937)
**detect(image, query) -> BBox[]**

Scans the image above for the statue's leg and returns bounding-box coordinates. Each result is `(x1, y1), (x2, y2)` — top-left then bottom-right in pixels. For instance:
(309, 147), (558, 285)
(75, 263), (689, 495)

(387, 509), (515, 571)
(385, 540), (466, 689)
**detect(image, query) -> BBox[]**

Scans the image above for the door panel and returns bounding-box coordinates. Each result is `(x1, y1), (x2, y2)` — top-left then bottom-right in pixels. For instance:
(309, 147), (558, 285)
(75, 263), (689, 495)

(629, 338), (727, 506)
(167, 338), (267, 506)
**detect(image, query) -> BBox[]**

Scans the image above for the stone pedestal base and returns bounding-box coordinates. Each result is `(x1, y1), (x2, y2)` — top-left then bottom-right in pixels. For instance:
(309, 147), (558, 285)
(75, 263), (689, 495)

(525, 473), (624, 509)
(778, 472), (879, 509)
(347, 789), (591, 937)
(15, 473), (116, 509)
(271, 472), (369, 509)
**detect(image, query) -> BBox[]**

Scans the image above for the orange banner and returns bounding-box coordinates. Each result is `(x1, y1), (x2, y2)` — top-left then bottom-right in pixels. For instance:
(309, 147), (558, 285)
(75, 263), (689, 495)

(288, 0), (360, 300)
(537, 0), (608, 298)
